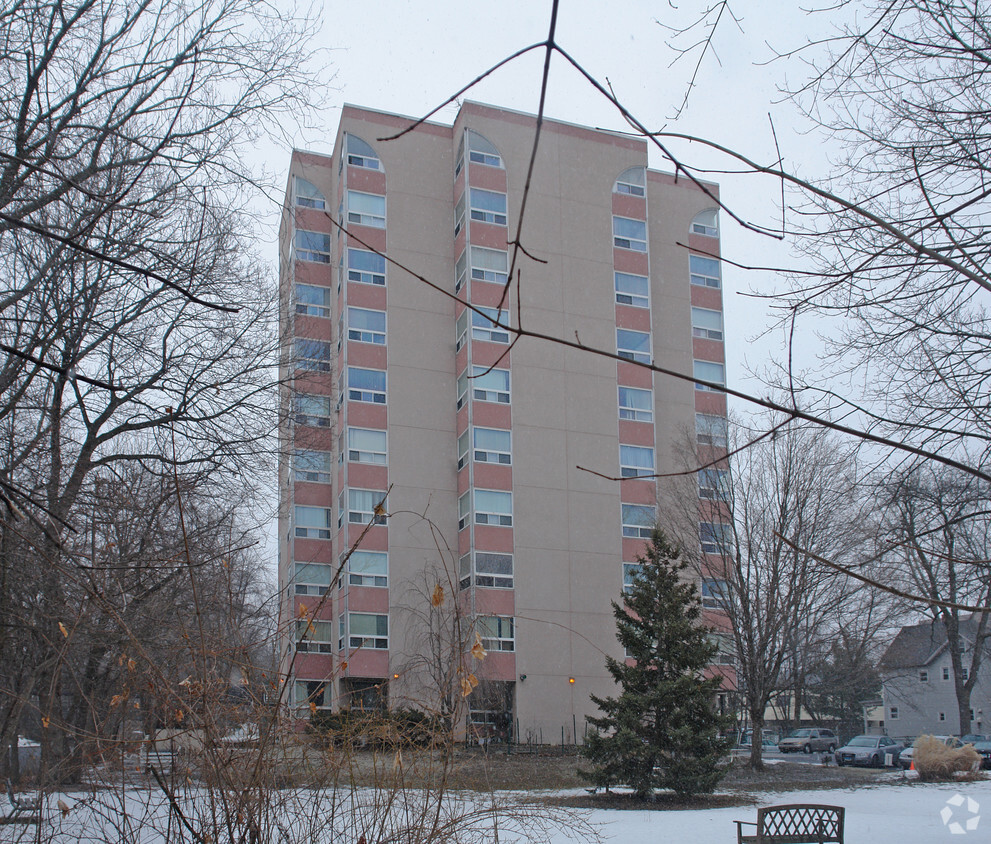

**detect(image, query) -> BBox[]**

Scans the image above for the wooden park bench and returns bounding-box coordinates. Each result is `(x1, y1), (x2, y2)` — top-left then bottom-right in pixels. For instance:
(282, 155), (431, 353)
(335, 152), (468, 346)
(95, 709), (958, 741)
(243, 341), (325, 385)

(734, 803), (844, 844)
(3, 779), (40, 825)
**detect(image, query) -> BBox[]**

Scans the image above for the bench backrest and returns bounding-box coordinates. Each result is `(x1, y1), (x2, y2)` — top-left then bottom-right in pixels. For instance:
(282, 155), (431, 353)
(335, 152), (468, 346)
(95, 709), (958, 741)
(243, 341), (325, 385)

(758, 804), (844, 842)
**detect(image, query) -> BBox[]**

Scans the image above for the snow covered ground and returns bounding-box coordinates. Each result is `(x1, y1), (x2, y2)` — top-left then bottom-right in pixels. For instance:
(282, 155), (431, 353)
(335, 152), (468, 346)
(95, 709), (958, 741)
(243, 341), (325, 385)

(547, 777), (991, 843)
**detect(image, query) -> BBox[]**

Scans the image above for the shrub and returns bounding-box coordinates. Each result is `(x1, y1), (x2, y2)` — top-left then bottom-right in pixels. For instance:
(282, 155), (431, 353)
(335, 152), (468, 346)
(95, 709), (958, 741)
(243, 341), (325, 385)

(914, 735), (981, 781)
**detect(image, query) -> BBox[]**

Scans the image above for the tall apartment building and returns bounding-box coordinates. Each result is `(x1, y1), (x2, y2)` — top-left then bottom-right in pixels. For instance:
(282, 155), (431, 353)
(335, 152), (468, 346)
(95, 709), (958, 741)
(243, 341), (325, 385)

(277, 101), (732, 740)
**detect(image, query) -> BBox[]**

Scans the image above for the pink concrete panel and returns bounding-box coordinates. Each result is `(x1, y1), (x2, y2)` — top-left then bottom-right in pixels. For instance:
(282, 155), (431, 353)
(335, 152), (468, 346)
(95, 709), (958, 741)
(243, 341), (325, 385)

(293, 372), (335, 393)
(618, 419), (655, 446)
(693, 390), (727, 416)
(457, 404), (469, 431)
(295, 314), (332, 342)
(346, 402), (388, 429)
(481, 651), (516, 681)
(468, 164), (507, 192)
(613, 249), (648, 275)
(347, 227), (386, 253)
(469, 222), (510, 250)
(294, 261), (333, 285)
(471, 401), (512, 429)
(293, 427), (335, 452)
(294, 206), (334, 232)
(455, 345), (468, 375)
(693, 337), (725, 364)
(472, 462), (513, 490)
(690, 285), (723, 310)
(453, 229), (467, 260)
(345, 341), (387, 370)
(346, 463), (388, 491)
(687, 232), (720, 256)
(622, 537), (650, 560)
(341, 104), (453, 138)
(472, 341), (511, 369)
(293, 595), (335, 621)
(347, 167), (386, 194)
(474, 588), (515, 616)
(616, 361), (653, 388)
(458, 468), (470, 496)
(620, 479), (657, 505)
(473, 525), (515, 553)
(293, 653), (336, 676)
(614, 305), (651, 332)
(292, 538), (334, 564)
(470, 282), (512, 309)
(458, 530), (471, 556)
(347, 587), (389, 614)
(293, 483), (334, 507)
(612, 193), (646, 220)
(347, 283), (387, 310)
(347, 523), (388, 551)
(344, 649), (389, 678)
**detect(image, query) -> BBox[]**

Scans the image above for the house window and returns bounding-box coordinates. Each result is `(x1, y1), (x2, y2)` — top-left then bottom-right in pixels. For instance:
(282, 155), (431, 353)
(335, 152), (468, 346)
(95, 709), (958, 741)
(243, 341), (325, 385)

(294, 505), (333, 540)
(474, 489), (512, 527)
(943, 666), (951, 680)
(294, 449), (332, 484)
(691, 306), (724, 341)
(963, 667), (970, 680)
(693, 360), (725, 391)
(619, 386), (653, 422)
(347, 367), (386, 403)
(347, 550), (388, 587)
(700, 522), (730, 555)
(471, 306), (510, 343)
(699, 468), (730, 500)
(296, 620), (334, 654)
(470, 246), (508, 285)
(295, 339), (332, 372)
(939, 712), (946, 721)
(347, 427), (387, 464)
(466, 129), (503, 168)
(701, 578), (728, 610)
(295, 283), (331, 318)
(294, 177), (326, 209)
(622, 504), (654, 538)
(477, 616), (515, 652)
(696, 413), (728, 447)
(347, 307), (386, 345)
(294, 562), (333, 596)
(295, 229), (331, 263)
(348, 613), (388, 649)
(474, 427), (511, 465)
(615, 272), (649, 308)
(474, 552), (513, 588)
(347, 191), (386, 228)
(890, 706), (900, 719)
(294, 680), (331, 710)
(919, 670), (928, 682)
(620, 444), (654, 478)
(613, 216), (647, 251)
(471, 366), (510, 404)
(623, 562), (643, 593)
(617, 329), (651, 364)
(346, 135), (382, 170)
(295, 393), (332, 428)
(689, 254), (721, 288)
(469, 188), (508, 226)
(346, 489), (387, 526)
(692, 209), (719, 237)
(614, 167), (646, 197)
(347, 248), (386, 285)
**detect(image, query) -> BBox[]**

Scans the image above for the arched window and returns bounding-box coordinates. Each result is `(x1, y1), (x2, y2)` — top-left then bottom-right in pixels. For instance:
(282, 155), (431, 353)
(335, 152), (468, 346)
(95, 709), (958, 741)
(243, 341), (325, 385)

(456, 129), (503, 174)
(614, 167), (645, 197)
(346, 135), (382, 171)
(691, 208), (718, 237)
(294, 177), (325, 209)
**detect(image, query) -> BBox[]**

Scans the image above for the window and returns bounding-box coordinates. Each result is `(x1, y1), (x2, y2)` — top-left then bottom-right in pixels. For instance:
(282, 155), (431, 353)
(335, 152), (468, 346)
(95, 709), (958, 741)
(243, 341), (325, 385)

(474, 427), (511, 465)
(701, 578), (728, 610)
(295, 283), (331, 318)
(963, 667), (970, 680)
(699, 468), (730, 500)
(613, 216), (647, 251)
(691, 307), (723, 340)
(347, 191), (385, 228)
(623, 562), (642, 593)
(474, 552), (513, 588)
(294, 177), (326, 209)
(295, 229), (331, 263)
(455, 251), (468, 293)
(348, 613), (388, 649)
(346, 135), (381, 170)
(296, 339), (331, 372)
(458, 491), (470, 531)
(919, 670), (929, 682)
(457, 430), (469, 471)
(347, 367), (386, 403)
(296, 620), (334, 654)
(294, 680), (331, 710)
(347, 248), (386, 285)
(620, 444), (654, 478)
(700, 522), (731, 555)
(295, 505), (333, 540)
(708, 633), (736, 665)
(294, 562), (333, 596)
(470, 246), (508, 285)
(474, 489), (512, 526)
(689, 254), (721, 288)
(692, 209), (719, 237)
(347, 550), (388, 587)
(617, 329), (651, 364)
(944, 666), (951, 680)
(466, 130), (503, 168)
(454, 192), (466, 237)
(619, 386), (653, 422)
(693, 360), (725, 391)
(347, 307), (386, 345)
(477, 616), (514, 651)
(469, 188), (508, 226)
(456, 370), (468, 410)
(471, 366), (510, 404)
(615, 272), (649, 308)
(939, 712), (946, 721)
(346, 489), (387, 526)
(294, 449), (332, 484)
(347, 427), (387, 464)
(455, 310), (469, 352)
(696, 413), (728, 447)
(471, 306), (510, 343)
(615, 167), (646, 197)
(295, 393), (331, 428)
(622, 503), (654, 538)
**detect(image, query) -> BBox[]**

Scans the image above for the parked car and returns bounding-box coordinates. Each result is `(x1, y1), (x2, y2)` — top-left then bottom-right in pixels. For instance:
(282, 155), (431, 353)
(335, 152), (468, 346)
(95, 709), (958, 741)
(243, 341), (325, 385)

(777, 728), (838, 754)
(898, 735), (963, 770)
(738, 728), (781, 748)
(961, 734), (991, 769)
(834, 735), (904, 767)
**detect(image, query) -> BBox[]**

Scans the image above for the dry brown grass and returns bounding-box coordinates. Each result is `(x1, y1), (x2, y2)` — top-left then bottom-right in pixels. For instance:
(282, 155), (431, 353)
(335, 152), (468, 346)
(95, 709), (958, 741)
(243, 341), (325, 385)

(914, 735), (982, 782)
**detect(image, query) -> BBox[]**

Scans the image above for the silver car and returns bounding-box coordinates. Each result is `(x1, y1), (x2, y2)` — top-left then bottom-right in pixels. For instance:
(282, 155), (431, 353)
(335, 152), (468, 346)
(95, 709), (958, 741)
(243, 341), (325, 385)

(834, 735), (904, 767)
(777, 728), (838, 754)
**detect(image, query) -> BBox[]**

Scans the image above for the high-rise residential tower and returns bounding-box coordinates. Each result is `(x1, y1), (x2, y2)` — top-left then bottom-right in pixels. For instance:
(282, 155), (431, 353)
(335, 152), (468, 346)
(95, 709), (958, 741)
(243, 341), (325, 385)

(278, 101), (732, 740)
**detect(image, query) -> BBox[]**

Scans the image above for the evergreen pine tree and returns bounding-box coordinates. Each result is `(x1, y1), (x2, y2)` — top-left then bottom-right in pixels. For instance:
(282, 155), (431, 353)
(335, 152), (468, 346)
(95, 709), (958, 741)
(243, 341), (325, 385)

(580, 528), (731, 798)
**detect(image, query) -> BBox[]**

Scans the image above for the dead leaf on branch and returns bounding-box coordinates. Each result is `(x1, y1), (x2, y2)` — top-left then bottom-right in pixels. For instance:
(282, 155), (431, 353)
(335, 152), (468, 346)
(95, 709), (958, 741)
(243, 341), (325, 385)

(431, 583), (445, 607)
(471, 630), (487, 661)
(58, 621), (68, 638)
